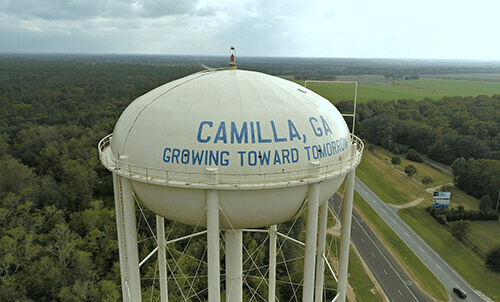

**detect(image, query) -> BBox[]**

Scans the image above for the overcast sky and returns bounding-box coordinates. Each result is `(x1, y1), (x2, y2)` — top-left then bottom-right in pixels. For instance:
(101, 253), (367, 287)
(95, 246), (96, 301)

(1, 0), (499, 60)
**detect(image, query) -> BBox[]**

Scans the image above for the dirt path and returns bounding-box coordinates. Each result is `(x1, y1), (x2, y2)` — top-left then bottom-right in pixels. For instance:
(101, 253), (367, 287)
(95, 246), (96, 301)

(391, 198), (424, 209)
(390, 183), (454, 210)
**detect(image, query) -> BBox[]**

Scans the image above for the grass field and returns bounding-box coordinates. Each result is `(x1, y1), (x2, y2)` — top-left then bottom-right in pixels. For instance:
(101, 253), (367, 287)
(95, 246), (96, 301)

(354, 145), (448, 205)
(358, 146), (500, 301)
(421, 74), (500, 82)
(299, 75), (500, 103)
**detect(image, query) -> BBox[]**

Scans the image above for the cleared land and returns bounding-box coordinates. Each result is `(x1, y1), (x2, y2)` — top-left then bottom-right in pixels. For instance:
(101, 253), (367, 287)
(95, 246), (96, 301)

(300, 75), (500, 103)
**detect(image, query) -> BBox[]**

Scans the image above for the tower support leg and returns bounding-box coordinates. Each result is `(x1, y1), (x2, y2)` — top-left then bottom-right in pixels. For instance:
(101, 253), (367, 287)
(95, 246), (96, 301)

(206, 189), (221, 302)
(303, 182), (320, 302)
(269, 225), (277, 302)
(225, 229), (243, 302)
(315, 201), (329, 302)
(113, 174), (141, 302)
(156, 215), (168, 302)
(337, 170), (356, 302)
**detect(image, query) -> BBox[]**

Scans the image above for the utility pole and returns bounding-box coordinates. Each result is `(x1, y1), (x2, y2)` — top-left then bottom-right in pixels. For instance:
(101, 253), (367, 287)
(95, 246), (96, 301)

(496, 190), (500, 213)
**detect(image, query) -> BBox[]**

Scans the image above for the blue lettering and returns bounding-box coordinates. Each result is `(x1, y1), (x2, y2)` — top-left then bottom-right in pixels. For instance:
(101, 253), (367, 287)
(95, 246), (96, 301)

(288, 119), (301, 141)
(250, 122), (256, 143)
(221, 151), (229, 166)
(171, 149), (180, 163)
(231, 122), (248, 144)
(209, 150), (219, 165)
(238, 151), (246, 166)
(163, 148), (171, 163)
(326, 142), (333, 156)
(197, 121), (212, 143)
(320, 144), (327, 158)
(311, 145), (320, 159)
(320, 115), (332, 136)
(257, 121), (272, 143)
(331, 140), (337, 154)
(273, 150), (282, 164)
(259, 150), (271, 165)
(291, 148), (299, 163)
(192, 150), (204, 165)
(282, 149), (290, 164)
(309, 117), (323, 137)
(271, 120), (287, 142)
(214, 122), (227, 144)
(304, 146), (312, 161)
(248, 151), (257, 166)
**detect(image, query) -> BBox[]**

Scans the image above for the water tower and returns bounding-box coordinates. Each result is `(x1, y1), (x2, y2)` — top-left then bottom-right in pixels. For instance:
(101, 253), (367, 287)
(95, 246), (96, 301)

(98, 52), (363, 302)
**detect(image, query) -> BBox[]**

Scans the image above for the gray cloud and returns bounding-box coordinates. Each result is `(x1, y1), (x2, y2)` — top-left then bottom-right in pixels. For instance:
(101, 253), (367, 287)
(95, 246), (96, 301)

(0, 0), (498, 60)
(1, 0), (106, 20)
(139, 0), (199, 18)
(1, 0), (212, 21)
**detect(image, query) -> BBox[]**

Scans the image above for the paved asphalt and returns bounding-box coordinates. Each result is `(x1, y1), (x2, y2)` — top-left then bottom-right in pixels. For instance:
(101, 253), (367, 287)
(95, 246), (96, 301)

(354, 177), (493, 302)
(329, 194), (431, 302)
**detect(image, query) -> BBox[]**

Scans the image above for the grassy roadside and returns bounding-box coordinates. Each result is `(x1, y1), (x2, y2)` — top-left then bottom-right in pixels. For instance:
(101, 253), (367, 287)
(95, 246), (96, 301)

(359, 146), (500, 301)
(399, 206), (500, 301)
(352, 191), (449, 301)
(356, 145), (452, 205)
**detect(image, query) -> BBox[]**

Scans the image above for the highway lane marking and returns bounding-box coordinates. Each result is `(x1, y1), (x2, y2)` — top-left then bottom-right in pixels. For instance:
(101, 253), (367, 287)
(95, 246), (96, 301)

(383, 269), (388, 275)
(398, 289), (403, 296)
(419, 246), (424, 252)
(436, 264), (442, 270)
(360, 238), (365, 243)
(330, 200), (420, 302)
(371, 252), (376, 258)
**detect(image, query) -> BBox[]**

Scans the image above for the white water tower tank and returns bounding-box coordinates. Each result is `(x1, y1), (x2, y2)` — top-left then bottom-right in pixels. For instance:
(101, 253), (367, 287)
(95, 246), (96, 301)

(101, 69), (358, 229)
(99, 64), (363, 302)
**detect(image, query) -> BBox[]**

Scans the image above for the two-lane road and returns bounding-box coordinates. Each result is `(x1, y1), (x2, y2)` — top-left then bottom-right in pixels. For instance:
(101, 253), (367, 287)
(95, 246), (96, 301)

(355, 177), (493, 302)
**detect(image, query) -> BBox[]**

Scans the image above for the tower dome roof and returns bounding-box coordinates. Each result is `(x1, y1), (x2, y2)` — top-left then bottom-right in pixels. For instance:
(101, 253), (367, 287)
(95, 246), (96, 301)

(109, 69), (353, 186)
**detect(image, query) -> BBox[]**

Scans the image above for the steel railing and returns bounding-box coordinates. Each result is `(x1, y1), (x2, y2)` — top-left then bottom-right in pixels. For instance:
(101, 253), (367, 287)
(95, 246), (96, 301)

(98, 134), (363, 189)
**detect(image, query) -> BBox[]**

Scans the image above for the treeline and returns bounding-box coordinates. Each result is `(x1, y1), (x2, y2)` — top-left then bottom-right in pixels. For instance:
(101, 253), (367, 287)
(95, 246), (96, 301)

(337, 94), (500, 164)
(0, 56), (320, 301)
(0, 57), (203, 301)
(204, 56), (500, 80)
(451, 158), (500, 209)
(426, 206), (499, 225)
(336, 95), (500, 206)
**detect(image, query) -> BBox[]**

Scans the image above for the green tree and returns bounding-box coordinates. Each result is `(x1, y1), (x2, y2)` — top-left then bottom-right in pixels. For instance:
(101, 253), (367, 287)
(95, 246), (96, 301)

(404, 165), (417, 177)
(406, 149), (423, 163)
(450, 220), (470, 242)
(486, 245), (500, 273)
(391, 156), (401, 165)
(422, 176), (433, 186)
(480, 195), (493, 211)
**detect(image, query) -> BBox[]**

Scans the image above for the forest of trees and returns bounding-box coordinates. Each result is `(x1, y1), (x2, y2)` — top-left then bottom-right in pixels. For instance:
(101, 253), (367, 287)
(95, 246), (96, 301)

(1, 54), (499, 300)
(0, 55), (330, 301)
(336, 94), (500, 206)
